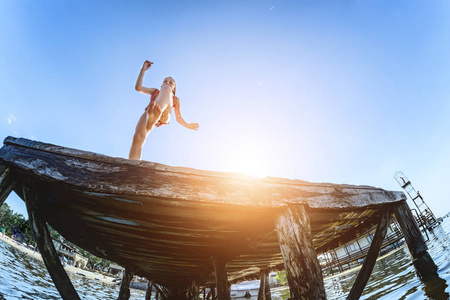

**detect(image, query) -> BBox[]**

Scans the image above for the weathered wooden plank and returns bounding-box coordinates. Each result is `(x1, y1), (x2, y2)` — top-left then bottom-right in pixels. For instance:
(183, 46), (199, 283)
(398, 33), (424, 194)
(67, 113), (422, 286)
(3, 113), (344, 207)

(0, 163), (14, 206)
(275, 205), (326, 300)
(23, 181), (80, 300)
(212, 257), (230, 300)
(393, 201), (438, 280)
(257, 269), (272, 300)
(347, 209), (391, 300)
(0, 136), (406, 209)
(0, 137), (410, 292)
(118, 268), (134, 300)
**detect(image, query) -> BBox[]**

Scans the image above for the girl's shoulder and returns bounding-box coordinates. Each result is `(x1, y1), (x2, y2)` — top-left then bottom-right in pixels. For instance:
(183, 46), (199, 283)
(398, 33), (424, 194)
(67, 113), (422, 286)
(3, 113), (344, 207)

(173, 96), (180, 107)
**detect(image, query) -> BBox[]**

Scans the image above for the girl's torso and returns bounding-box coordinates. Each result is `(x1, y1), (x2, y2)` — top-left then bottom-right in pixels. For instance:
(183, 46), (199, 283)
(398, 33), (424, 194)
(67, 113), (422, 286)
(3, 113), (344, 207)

(146, 87), (175, 125)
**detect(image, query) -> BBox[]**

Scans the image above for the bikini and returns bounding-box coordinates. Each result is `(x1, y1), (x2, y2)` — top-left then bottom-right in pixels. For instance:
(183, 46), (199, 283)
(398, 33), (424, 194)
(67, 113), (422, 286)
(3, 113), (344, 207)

(145, 89), (175, 127)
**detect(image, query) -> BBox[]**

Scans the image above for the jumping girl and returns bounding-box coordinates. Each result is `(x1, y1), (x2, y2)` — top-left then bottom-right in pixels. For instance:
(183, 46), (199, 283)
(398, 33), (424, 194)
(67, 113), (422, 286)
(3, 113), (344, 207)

(129, 60), (199, 160)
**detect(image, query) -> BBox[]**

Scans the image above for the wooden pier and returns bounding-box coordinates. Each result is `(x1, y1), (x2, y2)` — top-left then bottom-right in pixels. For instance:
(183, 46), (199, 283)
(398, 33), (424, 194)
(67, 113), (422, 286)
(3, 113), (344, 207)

(0, 137), (439, 299)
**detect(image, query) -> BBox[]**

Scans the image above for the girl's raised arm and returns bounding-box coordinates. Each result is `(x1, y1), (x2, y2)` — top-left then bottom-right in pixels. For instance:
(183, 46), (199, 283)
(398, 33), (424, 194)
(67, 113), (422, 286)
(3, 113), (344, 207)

(135, 60), (157, 95)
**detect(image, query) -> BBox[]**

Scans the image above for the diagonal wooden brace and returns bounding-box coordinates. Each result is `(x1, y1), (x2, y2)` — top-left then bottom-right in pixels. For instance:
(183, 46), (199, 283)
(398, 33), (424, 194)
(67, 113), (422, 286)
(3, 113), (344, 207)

(23, 180), (81, 300)
(347, 208), (391, 300)
(0, 163), (14, 206)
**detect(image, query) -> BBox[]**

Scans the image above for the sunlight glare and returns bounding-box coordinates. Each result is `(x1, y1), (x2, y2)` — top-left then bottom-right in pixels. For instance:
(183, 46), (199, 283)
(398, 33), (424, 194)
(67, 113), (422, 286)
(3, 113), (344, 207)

(222, 144), (269, 178)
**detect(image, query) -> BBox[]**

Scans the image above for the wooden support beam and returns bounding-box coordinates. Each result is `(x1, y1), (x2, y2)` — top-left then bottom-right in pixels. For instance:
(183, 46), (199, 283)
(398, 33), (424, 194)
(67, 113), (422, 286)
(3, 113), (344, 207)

(212, 257), (230, 300)
(257, 269), (272, 300)
(117, 268), (134, 300)
(0, 164), (14, 206)
(188, 280), (200, 300)
(274, 205), (326, 300)
(23, 181), (81, 300)
(393, 201), (438, 280)
(145, 279), (154, 300)
(206, 284), (215, 300)
(347, 208), (391, 300)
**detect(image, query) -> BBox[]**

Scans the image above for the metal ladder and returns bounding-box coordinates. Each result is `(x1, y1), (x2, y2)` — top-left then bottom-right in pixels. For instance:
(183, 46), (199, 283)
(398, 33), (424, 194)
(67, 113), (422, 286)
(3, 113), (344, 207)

(394, 171), (438, 230)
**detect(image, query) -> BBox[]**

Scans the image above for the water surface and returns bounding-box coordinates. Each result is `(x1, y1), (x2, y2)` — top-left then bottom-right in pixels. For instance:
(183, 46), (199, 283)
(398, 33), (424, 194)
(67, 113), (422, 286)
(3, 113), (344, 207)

(0, 217), (449, 299)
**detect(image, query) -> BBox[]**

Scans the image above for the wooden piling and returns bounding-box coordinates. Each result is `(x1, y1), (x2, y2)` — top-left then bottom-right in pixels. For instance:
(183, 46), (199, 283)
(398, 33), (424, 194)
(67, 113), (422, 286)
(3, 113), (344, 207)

(187, 280), (200, 300)
(23, 180), (81, 300)
(347, 209), (391, 300)
(257, 269), (272, 300)
(117, 268), (134, 300)
(212, 257), (230, 300)
(274, 204), (326, 300)
(0, 163), (13, 206)
(145, 279), (154, 300)
(393, 201), (438, 280)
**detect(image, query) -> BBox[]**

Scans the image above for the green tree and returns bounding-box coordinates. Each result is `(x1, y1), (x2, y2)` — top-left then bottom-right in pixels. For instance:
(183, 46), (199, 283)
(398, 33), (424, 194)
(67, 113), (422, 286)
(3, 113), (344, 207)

(275, 270), (288, 286)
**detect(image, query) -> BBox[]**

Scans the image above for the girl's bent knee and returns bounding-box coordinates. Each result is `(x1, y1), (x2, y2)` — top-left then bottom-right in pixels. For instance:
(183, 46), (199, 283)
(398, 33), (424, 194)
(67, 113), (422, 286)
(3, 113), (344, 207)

(147, 102), (162, 115)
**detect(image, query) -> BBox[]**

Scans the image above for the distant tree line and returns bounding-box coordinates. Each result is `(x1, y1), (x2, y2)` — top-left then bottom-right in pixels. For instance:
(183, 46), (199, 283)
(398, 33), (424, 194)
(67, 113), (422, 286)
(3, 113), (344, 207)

(0, 203), (34, 245)
(0, 203), (113, 272)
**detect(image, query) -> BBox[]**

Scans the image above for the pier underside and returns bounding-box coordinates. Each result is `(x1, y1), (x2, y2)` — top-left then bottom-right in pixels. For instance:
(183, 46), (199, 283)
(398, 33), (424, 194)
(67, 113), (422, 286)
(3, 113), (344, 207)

(0, 137), (408, 293)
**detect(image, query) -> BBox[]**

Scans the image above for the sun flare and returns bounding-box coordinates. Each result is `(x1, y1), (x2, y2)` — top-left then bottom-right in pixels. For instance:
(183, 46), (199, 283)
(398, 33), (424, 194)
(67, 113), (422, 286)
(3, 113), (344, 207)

(222, 144), (269, 178)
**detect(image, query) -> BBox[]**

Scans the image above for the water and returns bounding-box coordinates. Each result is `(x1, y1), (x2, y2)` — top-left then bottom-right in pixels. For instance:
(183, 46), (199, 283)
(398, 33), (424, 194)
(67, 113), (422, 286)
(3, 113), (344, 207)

(321, 215), (450, 300)
(0, 217), (449, 299)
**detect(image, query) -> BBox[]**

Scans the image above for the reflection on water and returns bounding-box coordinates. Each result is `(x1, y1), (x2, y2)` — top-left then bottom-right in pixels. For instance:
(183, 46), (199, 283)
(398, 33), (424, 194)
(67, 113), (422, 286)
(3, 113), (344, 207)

(0, 218), (449, 299)
(321, 216), (450, 300)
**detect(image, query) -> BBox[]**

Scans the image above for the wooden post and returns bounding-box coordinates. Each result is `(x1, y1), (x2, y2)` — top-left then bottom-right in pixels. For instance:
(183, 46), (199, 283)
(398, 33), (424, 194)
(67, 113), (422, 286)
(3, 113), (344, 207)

(393, 201), (438, 280)
(117, 268), (134, 300)
(188, 280), (200, 300)
(23, 181), (81, 300)
(145, 279), (154, 300)
(347, 209), (391, 300)
(274, 205), (326, 300)
(206, 284), (215, 300)
(0, 164), (14, 206)
(258, 269), (272, 300)
(212, 256), (230, 300)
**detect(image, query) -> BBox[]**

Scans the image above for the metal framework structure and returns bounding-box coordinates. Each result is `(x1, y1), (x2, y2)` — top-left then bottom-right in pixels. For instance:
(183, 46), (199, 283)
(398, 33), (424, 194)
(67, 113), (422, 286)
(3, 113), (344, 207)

(394, 171), (439, 230)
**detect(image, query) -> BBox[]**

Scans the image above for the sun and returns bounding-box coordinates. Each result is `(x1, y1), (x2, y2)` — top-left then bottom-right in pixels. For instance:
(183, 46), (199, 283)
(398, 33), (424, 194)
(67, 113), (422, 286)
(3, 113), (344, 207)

(222, 144), (269, 178)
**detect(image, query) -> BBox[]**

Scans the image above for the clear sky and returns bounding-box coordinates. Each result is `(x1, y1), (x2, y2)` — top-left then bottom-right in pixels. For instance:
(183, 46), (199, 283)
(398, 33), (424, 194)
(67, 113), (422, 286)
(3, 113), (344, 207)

(1, 1), (449, 218)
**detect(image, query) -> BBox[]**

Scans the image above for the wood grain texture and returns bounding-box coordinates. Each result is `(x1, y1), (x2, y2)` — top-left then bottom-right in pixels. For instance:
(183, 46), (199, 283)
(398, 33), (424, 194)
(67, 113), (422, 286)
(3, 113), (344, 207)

(0, 137), (410, 291)
(275, 205), (326, 300)
(393, 201), (438, 280)
(257, 269), (271, 300)
(212, 256), (231, 300)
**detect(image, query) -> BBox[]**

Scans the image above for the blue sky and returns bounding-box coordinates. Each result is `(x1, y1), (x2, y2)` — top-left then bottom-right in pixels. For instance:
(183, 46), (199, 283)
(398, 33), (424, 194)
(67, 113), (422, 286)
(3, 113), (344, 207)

(1, 0), (449, 218)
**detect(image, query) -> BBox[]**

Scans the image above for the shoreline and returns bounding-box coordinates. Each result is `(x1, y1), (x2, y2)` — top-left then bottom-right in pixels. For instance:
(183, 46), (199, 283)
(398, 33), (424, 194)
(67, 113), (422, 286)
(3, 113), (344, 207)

(0, 234), (119, 285)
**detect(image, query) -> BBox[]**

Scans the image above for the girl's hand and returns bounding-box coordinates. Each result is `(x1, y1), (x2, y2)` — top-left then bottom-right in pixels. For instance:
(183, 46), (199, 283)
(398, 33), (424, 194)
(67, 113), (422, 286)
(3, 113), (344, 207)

(142, 60), (153, 71)
(188, 123), (199, 131)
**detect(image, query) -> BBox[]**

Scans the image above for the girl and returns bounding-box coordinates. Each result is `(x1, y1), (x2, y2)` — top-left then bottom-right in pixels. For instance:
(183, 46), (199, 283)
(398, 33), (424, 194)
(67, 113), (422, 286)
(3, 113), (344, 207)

(129, 60), (199, 160)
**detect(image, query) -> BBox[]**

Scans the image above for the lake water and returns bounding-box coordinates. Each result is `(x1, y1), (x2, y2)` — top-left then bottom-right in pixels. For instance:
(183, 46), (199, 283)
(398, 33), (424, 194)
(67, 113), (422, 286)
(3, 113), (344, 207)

(0, 217), (449, 299)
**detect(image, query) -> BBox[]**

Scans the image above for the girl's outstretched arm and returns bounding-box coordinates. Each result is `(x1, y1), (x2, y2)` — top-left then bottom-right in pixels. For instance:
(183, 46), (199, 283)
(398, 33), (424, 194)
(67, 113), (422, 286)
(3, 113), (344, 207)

(174, 97), (199, 130)
(135, 60), (157, 95)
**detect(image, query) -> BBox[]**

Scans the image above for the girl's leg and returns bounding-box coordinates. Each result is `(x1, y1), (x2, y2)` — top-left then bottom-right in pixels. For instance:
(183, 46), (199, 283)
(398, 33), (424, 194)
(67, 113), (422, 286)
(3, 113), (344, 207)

(128, 104), (163, 160)
(129, 112), (149, 160)
(145, 102), (163, 131)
